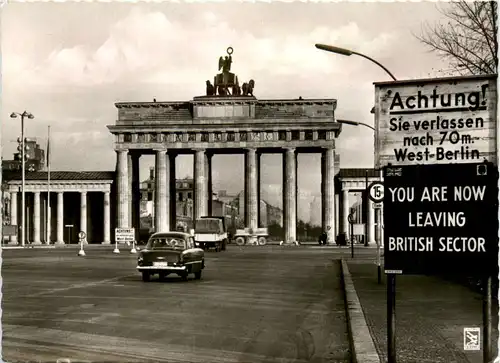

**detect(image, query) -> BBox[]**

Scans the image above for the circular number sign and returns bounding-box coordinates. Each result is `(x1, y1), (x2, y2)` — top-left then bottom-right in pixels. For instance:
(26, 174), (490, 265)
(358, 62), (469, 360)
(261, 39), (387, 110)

(78, 231), (86, 239)
(368, 181), (384, 203)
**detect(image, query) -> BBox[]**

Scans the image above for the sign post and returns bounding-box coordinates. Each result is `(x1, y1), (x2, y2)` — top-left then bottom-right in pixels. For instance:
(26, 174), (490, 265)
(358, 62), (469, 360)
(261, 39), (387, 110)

(65, 224), (74, 244)
(130, 238), (137, 254)
(348, 213), (355, 258)
(374, 74), (498, 363)
(368, 180), (384, 284)
(114, 228), (135, 254)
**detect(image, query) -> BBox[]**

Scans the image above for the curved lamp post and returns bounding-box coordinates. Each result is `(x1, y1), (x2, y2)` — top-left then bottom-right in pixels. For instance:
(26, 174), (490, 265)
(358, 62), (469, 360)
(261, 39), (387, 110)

(10, 111), (35, 247)
(317, 44), (397, 282)
(315, 43), (397, 81)
(336, 119), (375, 132)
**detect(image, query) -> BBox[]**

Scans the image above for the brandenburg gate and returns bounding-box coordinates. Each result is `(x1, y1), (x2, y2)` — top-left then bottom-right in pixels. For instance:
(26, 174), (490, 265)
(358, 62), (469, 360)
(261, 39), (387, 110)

(107, 48), (342, 244)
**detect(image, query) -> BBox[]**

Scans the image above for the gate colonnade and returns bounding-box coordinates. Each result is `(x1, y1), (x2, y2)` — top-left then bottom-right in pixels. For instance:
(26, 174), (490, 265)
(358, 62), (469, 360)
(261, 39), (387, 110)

(4, 172), (114, 244)
(108, 96), (342, 244)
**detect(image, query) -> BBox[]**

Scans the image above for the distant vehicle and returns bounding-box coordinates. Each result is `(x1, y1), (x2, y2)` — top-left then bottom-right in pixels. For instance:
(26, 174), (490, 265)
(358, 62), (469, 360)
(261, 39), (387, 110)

(233, 227), (268, 246)
(136, 232), (205, 282)
(194, 216), (228, 252)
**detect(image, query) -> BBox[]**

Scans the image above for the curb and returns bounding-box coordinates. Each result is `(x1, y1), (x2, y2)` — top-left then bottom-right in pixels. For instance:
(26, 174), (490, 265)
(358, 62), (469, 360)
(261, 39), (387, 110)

(340, 258), (382, 363)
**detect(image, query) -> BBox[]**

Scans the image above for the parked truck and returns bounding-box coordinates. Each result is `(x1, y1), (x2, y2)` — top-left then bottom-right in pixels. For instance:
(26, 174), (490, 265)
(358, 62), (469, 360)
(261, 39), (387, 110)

(193, 216), (228, 252)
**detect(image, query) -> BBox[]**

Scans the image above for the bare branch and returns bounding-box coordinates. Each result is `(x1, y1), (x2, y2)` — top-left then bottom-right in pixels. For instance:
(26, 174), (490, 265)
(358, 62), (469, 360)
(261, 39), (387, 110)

(414, 0), (497, 76)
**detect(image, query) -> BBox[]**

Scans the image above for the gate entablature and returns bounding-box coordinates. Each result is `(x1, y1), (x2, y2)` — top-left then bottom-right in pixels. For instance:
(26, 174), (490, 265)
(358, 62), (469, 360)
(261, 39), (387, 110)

(109, 126), (341, 151)
(109, 99), (341, 150)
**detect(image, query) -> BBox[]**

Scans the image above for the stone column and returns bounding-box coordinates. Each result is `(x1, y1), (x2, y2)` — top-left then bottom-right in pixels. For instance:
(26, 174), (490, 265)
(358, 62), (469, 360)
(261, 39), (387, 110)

(116, 149), (129, 228)
(283, 148), (297, 244)
(56, 192), (64, 244)
(194, 149), (207, 220)
(169, 153), (177, 229)
(245, 148), (258, 232)
(103, 191), (111, 244)
(33, 192), (41, 244)
(206, 153), (213, 216)
(342, 189), (350, 239)
(257, 152), (261, 227)
(295, 152), (299, 234)
(80, 191), (87, 242)
(155, 149), (169, 232)
(322, 148), (335, 244)
(10, 191), (18, 244)
(46, 193), (52, 245)
(335, 193), (340, 239)
(128, 154), (133, 227)
(129, 153), (141, 241)
(367, 198), (375, 244)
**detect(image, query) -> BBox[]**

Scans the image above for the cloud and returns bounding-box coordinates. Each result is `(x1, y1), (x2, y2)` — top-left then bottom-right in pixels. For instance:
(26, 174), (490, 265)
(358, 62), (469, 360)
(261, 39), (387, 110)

(3, 8), (396, 92)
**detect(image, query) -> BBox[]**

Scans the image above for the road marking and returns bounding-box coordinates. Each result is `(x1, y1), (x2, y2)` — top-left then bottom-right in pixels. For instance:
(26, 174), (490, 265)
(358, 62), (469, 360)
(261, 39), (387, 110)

(30, 275), (137, 297)
(3, 324), (290, 363)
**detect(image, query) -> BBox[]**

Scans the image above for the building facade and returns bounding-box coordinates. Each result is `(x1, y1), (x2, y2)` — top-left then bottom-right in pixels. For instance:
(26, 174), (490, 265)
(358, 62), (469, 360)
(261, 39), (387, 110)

(3, 139), (46, 172)
(2, 171), (115, 244)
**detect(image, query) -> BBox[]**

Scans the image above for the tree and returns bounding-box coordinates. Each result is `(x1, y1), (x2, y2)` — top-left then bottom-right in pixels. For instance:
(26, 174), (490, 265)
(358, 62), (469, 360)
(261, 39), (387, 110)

(416, 1), (498, 76)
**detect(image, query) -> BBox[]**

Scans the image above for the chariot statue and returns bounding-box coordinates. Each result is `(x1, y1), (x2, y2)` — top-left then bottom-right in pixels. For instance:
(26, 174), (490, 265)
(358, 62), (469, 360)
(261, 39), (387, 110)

(205, 47), (255, 97)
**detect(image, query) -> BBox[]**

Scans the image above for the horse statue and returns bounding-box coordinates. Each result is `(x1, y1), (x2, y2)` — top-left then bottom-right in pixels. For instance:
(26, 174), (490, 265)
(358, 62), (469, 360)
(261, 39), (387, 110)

(242, 80), (255, 97)
(206, 80), (215, 96)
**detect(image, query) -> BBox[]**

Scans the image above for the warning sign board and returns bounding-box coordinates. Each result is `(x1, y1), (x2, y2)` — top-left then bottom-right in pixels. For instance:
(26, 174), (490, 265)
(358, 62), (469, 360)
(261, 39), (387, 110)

(374, 74), (497, 169)
(383, 162), (498, 275)
(115, 228), (135, 242)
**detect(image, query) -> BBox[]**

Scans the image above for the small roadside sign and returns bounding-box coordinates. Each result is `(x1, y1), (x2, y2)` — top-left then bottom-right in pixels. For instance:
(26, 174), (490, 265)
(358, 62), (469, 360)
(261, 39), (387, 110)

(3, 225), (17, 237)
(115, 228), (135, 242)
(78, 231), (86, 240)
(368, 181), (384, 203)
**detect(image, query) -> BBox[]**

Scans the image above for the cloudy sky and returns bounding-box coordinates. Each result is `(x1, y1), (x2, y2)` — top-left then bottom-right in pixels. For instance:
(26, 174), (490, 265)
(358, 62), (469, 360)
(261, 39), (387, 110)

(1, 1), (452, 224)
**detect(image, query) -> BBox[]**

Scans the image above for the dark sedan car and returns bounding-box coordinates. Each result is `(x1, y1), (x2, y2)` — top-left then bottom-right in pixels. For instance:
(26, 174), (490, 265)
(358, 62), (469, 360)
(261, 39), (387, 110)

(137, 232), (205, 282)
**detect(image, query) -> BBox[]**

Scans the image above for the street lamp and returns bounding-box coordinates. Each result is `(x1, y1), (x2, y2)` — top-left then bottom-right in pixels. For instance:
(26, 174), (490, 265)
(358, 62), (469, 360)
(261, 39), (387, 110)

(10, 111), (34, 247)
(317, 42), (397, 273)
(315, 43), (398, 81)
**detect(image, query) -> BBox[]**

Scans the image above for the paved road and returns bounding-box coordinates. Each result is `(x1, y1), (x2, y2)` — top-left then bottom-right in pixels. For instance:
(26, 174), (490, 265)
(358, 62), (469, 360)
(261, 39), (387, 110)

(2, 245), (352, 363)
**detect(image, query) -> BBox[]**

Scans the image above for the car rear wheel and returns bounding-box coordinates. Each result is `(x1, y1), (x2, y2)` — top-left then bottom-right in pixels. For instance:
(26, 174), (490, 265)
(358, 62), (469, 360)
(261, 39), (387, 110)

(235, 236), (245, 246)
(142, 272), (150, 282)
(258, 237), (267, 246)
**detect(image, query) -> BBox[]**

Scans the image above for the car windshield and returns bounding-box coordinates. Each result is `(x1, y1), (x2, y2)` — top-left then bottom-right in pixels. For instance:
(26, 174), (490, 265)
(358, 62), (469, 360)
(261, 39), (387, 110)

(195, 219), (221, 233)
(146, 237), (186, 250)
